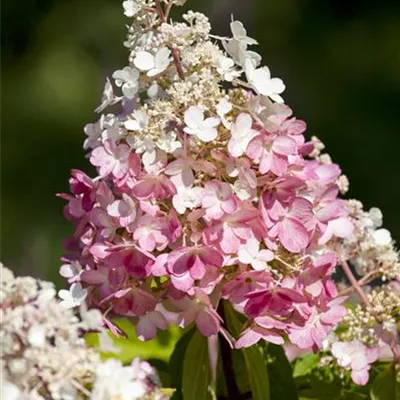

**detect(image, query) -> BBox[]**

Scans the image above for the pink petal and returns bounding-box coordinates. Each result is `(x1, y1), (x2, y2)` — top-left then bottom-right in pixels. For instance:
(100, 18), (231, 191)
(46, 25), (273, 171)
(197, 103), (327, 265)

(351, 369), (369, 386)
(171, 272), (194, 292)
(221, 197), (237, 214)
(136, 317), (157, 341)
(272, 136), (297, 155)
(220, 227), (241, 254)
(196, 308), (220, 336)
(288, 327), (314, 349)
(200, 247), (224, 268)
(270, 154), (288, 176)
(81, 270), (106, 284)
(152, 254), (168, 276)
(279, 218), (309, 253)
(132, 180), (155, 199)
(259, 328), (285, 345)
(235, 328), (262, 348)
(189, 255), (206, 280)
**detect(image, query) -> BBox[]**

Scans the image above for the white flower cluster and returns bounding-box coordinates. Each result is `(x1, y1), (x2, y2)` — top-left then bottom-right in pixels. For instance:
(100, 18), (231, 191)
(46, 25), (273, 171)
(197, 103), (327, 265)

(343, 201), (400, 281)
(83, 0), (287, 187)
(0, 264), (166, 400)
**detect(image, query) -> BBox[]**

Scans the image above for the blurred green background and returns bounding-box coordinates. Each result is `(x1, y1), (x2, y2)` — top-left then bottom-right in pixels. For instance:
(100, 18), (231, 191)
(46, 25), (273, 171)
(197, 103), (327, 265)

(2, 0), (400, 285)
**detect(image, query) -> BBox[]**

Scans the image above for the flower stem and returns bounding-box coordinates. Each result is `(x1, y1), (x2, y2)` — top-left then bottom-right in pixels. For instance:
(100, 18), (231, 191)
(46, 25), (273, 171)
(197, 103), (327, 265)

(218, 302), (241, 400)
(340, 260), (371, 306)
(155, 0), (166, 22)
(340, 261), (400, 362)
(337, 270), (378, 297)
(171, 47), (185, 79)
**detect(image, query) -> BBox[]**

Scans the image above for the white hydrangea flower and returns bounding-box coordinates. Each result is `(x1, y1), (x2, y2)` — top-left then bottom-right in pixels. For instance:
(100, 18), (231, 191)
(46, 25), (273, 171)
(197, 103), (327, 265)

(80, 302), (103, 330)
(2, 382), (44, 400)
(173, 187), (204, 214)
(215, 55), (241, 82)
(244, 58), (285, 103)
(27, 326), (46, 348)
(122, 0), (145, 18)
(98, 330), (121, 354)
(238, 238), (274, 270)
(83, 120), (102, 150)
(183, 106), (220, 142)
(124, 110), (148, 131)
(133, 48), (171, 77)
(59, 261), (82, 281)
(112, 66), (140, 99)
(127, 135), (157, 166)
(91, 359), (147, 400)
(369, 207), (383, 228)
(233, 177), (256, 201)
(58, 283), (87, 309)
(222, 20), (261, 67)
(147, 82), (165, 99)
(228, 113), (257, 157)
(372, 228), (392, 246)
(230, 20), (258, 46)
(95, 78), (121, 113)
(217, 98), (233, 129)
(157, 131), (182, 153)
(48, 381), (77, 400)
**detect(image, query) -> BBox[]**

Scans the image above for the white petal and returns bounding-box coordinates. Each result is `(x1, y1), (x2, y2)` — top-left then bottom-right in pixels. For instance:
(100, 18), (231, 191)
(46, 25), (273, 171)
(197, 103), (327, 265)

(269, 93), (285, 104)
(134, 51), (155, 71)
(269, 78), (285, 94)
(373, 229), (391, 246)
(27, 326), (46, 348)
(122, 82), (138, 99)
(154, 47), (171, 71)
(231, 21), (247, 39)
(60, 264), (74, 278)
(252, 259), (267, 271)
(217, 98), (232, 116)
(238, 248), (253, 264)
(70, 282), (87, 302)
(197, 128), (218, 142)
(58, 289), (71, 301)
(124, 119), (140, 131)
(184, 106), (204, 129)
(203, 116), (221, 129)
(246, 238), (260, 256)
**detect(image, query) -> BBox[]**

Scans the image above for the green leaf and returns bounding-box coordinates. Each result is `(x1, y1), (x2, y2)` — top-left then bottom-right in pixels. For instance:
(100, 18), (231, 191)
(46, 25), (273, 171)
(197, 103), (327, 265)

(371, 366), (400, 400)
(86, 318), (181, 364)
(293, 353), (320, 378)
(266, 343), (298, 400)
(224, 301), (270, 400)
(169, 327), (196, 392)
(182, 330), (213, 400)
(295, 375), (341, 400)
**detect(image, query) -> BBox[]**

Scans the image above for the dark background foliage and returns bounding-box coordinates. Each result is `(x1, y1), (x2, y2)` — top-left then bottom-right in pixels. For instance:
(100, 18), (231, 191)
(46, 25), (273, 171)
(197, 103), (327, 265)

(2, 0), (400, 285)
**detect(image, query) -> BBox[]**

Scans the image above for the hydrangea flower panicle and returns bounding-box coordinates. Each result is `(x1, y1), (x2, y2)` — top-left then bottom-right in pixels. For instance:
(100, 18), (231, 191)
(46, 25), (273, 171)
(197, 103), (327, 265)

(58, 1), (400, 384)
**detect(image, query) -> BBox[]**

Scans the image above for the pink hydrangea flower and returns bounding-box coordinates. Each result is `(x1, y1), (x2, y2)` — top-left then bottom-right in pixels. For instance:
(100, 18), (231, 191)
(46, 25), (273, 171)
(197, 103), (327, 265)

(59, 4), (362, 359)
(288, 298), (347, 350)
(176, 289), (222, 336)
(90, 140), (131, 179)
(136, 311), (168, 341)
(166, 246), (223, 292)
(331, 340), (379, 385)
(201, 180), (237, 220)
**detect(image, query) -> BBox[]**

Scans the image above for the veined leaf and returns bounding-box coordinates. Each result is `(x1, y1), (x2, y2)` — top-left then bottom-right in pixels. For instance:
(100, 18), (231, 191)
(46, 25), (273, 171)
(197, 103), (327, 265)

(224, 301), (270, 400)
(293, 353), (320, 378)
(371, 366), (400, 400)
(267, 343), (298, 400)
(182, 330), (213, 400)
(169, 327), (195, 392)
